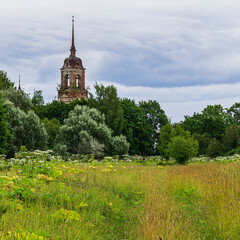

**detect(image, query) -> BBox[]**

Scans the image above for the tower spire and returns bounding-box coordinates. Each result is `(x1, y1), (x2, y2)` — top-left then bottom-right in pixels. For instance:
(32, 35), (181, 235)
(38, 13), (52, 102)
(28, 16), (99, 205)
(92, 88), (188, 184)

(70, 16), (76, 57)
(18, 75), (21, 90)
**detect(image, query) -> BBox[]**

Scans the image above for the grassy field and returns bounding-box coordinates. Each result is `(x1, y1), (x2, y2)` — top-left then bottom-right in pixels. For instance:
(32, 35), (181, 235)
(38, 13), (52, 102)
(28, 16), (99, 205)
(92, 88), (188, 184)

(0, 152), (240, 239)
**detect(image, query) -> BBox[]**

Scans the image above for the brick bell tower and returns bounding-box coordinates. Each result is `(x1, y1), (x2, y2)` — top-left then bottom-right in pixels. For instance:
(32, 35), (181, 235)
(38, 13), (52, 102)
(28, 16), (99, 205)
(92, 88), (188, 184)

(58, 16), (88, 102)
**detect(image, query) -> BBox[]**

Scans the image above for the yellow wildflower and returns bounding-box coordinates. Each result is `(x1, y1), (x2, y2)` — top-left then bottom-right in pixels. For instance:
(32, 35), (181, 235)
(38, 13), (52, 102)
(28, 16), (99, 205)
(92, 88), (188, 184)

(77, 202), (88, 208)
(88, 166), (96, 170)
(36, 174), (54, 181)
(4, 181), (14, 190)
(0, 176), (10, 180)
(101, 169), (111, 173)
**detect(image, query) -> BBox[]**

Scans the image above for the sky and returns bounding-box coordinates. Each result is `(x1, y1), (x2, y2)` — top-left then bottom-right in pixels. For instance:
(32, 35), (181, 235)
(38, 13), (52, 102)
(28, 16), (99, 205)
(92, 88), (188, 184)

(1, 0), (240, 122)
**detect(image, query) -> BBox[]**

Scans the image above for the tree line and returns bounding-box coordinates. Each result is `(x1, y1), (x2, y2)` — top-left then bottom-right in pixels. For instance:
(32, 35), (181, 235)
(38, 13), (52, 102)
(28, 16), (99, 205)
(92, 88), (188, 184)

(0, 70), (168, 158)
(1, 69), (240, 163)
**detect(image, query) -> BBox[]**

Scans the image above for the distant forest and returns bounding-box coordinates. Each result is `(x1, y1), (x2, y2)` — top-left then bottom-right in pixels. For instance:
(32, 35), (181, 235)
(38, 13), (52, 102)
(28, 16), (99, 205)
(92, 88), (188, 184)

(1, 70), (240, 162)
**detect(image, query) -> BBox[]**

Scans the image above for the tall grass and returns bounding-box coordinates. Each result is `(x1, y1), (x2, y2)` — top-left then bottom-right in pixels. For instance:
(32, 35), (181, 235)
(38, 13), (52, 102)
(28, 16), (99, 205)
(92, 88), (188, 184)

(0, 162), (145, 239)
(1, 153), (240, 239)
(137, 163), (240, 240)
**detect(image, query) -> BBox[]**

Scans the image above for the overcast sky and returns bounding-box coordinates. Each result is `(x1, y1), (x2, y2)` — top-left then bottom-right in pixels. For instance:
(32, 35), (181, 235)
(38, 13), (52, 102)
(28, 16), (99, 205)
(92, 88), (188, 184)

(1, 0), (240, 122)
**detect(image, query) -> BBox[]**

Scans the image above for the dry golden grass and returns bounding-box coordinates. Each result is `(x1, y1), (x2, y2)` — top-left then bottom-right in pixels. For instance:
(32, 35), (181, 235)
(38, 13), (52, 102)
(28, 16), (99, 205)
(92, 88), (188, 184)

(138, 168), (195, 240)
(137, 163), (240, 240)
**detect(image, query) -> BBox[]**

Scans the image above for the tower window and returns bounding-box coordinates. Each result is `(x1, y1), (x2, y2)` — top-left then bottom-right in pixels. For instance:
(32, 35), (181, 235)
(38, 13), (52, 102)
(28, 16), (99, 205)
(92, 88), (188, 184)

(65, 74), (70, 87)
(76, 74), (81, 88)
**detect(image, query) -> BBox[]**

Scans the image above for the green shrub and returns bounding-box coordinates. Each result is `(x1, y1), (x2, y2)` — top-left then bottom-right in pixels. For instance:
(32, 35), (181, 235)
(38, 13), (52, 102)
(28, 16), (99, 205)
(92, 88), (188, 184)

(111, 135), (129, 156)
(168, 136), (199, 164)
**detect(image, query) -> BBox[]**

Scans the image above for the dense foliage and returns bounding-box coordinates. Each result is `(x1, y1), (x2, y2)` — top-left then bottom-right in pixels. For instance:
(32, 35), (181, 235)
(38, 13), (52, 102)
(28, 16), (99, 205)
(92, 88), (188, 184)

(5, 101), (48, 156)
(42, 118), (61, 149)
(0, 93), (9, 154)
(2, 87), (32, 112)
(182, 104), (240, 157)
(58, 105), (129, 158)
(33, 84), (167, 156)
(34, 98), (88, 124)
(157, 124), (199, 163)
(32, 89), (44, 107)
(2, 69), (240, 161)
(168, 135), (199, 164)
(121, 98), (168, 155)
(89, 83), (124, 136)
(157, 122), (174, 160)
(0, 70), (14, 90)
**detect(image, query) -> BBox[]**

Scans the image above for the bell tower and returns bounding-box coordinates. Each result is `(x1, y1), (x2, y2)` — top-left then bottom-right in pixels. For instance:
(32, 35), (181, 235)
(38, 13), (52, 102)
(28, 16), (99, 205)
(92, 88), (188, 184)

(58, 16), (88, 102)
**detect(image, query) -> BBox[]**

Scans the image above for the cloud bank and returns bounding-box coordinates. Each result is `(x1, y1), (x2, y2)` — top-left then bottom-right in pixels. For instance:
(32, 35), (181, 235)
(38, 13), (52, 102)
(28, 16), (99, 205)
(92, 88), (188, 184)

(1, 0), (240, 122)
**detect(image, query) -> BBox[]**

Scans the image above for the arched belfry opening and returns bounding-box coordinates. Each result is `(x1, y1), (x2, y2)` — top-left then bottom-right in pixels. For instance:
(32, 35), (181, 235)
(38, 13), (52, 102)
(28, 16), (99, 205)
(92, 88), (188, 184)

(65, 74), (70, 88)
(76, 74), (81, 88)
(58, 16), (88, 102)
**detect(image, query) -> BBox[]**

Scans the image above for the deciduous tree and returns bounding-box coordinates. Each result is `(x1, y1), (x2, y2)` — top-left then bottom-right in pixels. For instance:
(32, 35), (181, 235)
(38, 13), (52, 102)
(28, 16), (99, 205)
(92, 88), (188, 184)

(139, 100), (168, 148)
(0, 70), (14, 90)
(5, 101), (48, 156)
(89, 84), (124, 136)
(58, 105), (129, 157)
(183, 105), (232, 140)
(157, 122), (173, 159)
(32, 90), (44, 107)
(121, 98), (154, 155)
(0, 93), (9, 154)
(222, 124), (240, 153)
(228, 103), (240, 124)
(2, 87), (32, 112)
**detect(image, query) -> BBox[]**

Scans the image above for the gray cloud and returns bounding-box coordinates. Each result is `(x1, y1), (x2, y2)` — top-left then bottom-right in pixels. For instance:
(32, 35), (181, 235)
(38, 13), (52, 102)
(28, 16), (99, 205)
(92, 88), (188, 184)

(1, 0), (240, 122)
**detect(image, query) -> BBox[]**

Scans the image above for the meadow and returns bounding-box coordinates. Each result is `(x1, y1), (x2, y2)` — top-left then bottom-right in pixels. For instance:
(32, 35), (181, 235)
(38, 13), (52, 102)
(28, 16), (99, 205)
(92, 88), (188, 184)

(0, 151), (240, 239)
